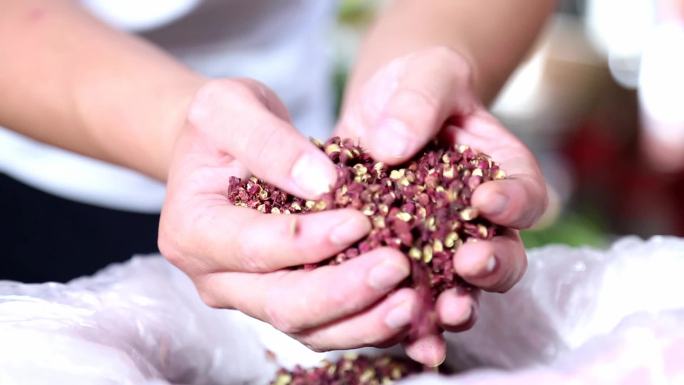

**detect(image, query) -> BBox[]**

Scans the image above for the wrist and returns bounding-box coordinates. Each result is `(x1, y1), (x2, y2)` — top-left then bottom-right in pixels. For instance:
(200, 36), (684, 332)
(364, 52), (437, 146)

(155, 74), (208, 181)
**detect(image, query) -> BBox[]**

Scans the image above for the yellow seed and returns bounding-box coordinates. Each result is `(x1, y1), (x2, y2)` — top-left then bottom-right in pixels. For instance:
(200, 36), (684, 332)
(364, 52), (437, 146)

(372, 216), (386, 228)
(478, 224), (489, 238)
(353, 163), (368, 176)
(391, 367), (403, 379)
(435, 186), (446, 194)
(373, 162), (385, 173)
(273, 374), (292, 385)
(361, 204), (376, 216)
(257, 204), (266, 213)
(398, 176), (410, 186)
(290, 202), (302, 211)
(494, 169), (507, 180)
(305, 200), (316, 209)
(389, 169), (405, 180)
(442, 165), (455, 178)
(426, 216), (436, 231)
(396, 212), (412, 222)
(314, 201), (327, 211)
(445, 232), (459, 248)
(378, 204), (389, 215)
(408, 247), (422, 260)
(472, 168), (484, 177)
(258, 189), (269, 200)
(447, 188), (459, 202)
(423, 245), (433, 263)
(310, 137), (324, 148)
(342, 148), (355, 159)
(416, 206), (427, 220)
(283, 209), (291, 215)
(360, 368), (375, 383)
(271, 207), (281, 214)
(459, 207), (478, 221)
(249, 176), (258, 183)
(434, 239), (444, 252)
(324, 143), (340, 154)
(441, 153), (451, 164)
(456, 144), (470, 153)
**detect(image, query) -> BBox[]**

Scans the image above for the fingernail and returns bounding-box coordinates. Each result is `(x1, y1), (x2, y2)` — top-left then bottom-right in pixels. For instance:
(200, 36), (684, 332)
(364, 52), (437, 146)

(384, 300), (413, 329)
(375, 118), (411, 159)
(329, 215), (371, 246)
(431, 350), (447, 368)
(453, 304), (474, 326)
(485, 255), (497, 273)
(484, 192), (508, 216)
(472, 255), (497, 278)
(368, 259), (409, 291)
(291, 152), (336, 197)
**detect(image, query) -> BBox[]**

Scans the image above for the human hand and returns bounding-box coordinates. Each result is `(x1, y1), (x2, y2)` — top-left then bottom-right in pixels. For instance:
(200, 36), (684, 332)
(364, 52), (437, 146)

(336, 47), (548, 366)
(159, 79), (422, 352)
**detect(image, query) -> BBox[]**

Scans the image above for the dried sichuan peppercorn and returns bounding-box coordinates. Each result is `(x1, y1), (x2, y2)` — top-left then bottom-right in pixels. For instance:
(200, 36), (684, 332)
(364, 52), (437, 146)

(270, 354), (423, 385)
(228, 137), (506, 340)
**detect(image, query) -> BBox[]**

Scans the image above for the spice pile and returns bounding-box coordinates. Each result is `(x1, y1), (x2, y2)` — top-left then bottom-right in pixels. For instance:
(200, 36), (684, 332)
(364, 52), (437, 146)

(227, 136), (505, 299)
(270, 354), (423, 385)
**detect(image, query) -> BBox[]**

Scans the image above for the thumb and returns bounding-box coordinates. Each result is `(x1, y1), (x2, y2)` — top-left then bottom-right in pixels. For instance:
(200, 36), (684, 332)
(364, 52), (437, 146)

(188, 79), (337, 199)
(339, 48), (477, 165)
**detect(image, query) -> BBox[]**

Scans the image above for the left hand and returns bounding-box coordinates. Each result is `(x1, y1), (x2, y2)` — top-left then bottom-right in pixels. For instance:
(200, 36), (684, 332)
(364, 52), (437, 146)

(335, 47), (548, 366)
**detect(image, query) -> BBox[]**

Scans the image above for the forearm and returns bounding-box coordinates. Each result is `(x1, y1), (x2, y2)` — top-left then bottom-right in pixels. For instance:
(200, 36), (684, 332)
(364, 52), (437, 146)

(0, 0), (205, 180)
(345, 0), (555, 105)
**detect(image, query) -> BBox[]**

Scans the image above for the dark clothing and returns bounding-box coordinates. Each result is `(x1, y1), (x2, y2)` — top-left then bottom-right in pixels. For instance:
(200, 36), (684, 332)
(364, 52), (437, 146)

(0, 173), (160, 283)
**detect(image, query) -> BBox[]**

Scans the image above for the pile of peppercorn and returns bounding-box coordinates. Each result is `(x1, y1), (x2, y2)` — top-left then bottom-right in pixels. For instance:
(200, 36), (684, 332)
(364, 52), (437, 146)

(270, 354), (423, 385)
(227, 136), (505, 298)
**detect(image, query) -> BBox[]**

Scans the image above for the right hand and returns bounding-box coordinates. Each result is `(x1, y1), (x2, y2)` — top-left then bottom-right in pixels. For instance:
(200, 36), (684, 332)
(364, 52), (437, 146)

(159, 79), (418, 352)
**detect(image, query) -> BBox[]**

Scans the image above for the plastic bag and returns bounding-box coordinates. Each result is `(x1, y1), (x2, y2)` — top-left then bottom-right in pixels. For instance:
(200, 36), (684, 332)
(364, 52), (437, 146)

(1, 236), (684, 384)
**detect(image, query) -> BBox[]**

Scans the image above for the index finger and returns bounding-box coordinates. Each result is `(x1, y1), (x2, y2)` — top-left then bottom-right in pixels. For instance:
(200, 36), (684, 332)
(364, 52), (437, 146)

(188, 79), (337, 199)
(164, 204), (371, 274)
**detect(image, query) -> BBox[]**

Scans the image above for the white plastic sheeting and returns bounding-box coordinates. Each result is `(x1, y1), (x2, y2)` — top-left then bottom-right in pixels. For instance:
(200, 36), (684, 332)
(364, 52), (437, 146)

(1, 236), (683, 384)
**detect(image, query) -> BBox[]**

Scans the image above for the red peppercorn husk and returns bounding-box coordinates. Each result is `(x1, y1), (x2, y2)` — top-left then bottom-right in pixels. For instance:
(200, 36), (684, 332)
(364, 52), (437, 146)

(270, 354), (423, 385)
(227, 137), (506, 342)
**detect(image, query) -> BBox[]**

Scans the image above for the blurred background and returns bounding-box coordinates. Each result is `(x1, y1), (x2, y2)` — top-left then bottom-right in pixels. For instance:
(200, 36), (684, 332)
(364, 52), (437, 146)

(3, 0), (683, 283)
(333, 0), (684, 247)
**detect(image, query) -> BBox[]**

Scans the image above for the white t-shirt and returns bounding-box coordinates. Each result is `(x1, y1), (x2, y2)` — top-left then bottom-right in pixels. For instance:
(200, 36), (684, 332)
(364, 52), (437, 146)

(0, 0), (335, 213)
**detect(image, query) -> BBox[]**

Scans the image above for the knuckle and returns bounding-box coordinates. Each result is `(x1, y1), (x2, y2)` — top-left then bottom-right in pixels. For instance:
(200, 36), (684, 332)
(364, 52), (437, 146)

(356, 331), (380, 347)
(188, 79), (256, 127)
(194, 280), (222, 308)
(431, 46), (470, 74)
(239, 253), (269, 273)
(388, 88), (440, 126)
(300, 339), (327, 353)
(427, 46), (458, 61)
(236, 220), (273, 273)
(198, 289), (220, 308)
(263, 296), (303, 334)
(158, 221), (185, 268)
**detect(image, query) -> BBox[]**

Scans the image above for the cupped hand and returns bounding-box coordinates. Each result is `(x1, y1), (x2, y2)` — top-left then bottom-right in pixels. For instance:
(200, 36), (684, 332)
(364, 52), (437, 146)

(159, 79), (422, 352)
(336, 47), (549, 366)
